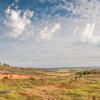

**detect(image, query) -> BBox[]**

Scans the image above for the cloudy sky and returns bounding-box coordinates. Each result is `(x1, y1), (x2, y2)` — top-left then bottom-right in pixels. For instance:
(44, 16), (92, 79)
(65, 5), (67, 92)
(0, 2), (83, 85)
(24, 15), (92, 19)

(0, 0), (100, 67)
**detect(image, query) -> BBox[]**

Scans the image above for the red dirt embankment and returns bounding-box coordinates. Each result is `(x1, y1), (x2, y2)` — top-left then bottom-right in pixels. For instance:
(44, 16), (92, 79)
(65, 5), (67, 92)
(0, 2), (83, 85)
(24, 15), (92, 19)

(0, 73), (33, 79)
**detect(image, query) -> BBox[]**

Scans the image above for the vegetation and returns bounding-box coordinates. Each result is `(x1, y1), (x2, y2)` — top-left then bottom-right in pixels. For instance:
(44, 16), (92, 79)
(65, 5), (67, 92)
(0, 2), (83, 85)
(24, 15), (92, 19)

(0, 64), (99, 100)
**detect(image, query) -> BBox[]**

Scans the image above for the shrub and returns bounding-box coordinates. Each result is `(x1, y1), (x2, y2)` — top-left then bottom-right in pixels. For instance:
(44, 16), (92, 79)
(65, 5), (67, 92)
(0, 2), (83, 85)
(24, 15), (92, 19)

(3, 76), (9, 80)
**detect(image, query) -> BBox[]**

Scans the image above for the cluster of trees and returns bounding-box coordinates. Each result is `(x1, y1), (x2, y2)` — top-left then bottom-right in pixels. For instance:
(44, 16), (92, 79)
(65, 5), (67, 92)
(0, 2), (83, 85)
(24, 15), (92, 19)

(76, 70), (90, 77)
(68, 70), (100, 82)
(76, 70), (100, 77)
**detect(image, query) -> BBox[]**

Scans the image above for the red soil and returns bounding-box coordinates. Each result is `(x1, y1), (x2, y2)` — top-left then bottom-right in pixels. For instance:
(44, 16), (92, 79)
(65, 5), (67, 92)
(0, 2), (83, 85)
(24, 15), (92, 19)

(0, 73), (33, 79)
(57, 83), (80, 89)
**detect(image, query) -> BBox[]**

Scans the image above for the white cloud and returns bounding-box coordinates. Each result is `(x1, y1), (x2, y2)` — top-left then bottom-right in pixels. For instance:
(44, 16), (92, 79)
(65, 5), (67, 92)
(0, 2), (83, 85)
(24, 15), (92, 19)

(54, 0), (100, 20)
(4, 4), (34, 38)
(15, 0), (19, 3)
(73, 27), (79, 35)
(40, 22), (61, 40)
(81, 23), (100, 45)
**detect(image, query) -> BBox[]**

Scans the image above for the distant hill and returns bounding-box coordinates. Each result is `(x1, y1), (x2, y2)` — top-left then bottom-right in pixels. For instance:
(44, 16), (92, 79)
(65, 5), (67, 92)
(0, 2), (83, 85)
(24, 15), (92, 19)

(0, 63), (100, 75)
(0, 64), (41, 75)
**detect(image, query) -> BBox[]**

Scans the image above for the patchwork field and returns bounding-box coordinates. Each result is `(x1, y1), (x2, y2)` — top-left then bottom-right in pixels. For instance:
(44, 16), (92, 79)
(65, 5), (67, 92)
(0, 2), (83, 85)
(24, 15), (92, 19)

(0, 64), (100, 100)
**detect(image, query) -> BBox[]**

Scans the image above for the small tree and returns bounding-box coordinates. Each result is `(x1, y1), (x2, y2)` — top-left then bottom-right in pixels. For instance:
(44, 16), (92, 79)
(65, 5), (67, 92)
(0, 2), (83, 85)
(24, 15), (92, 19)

(3, 63), (7, 66)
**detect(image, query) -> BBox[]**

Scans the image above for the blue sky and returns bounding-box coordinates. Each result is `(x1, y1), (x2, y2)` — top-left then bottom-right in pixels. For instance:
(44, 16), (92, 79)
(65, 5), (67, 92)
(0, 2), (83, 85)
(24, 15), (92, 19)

(0, 0), (100, 67)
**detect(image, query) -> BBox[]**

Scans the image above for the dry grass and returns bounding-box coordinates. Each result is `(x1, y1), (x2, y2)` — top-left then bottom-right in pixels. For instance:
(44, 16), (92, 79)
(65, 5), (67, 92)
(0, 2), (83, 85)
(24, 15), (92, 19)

(0, 65), (99, 100)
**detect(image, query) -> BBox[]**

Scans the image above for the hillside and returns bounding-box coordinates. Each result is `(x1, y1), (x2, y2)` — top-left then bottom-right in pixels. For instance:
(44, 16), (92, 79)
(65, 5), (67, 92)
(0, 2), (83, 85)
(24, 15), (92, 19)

(0, 64), (99, 100)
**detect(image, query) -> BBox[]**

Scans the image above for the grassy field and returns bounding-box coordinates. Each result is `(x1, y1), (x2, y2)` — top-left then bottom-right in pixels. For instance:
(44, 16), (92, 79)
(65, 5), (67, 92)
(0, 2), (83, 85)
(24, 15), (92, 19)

(0, 64), (100, 100)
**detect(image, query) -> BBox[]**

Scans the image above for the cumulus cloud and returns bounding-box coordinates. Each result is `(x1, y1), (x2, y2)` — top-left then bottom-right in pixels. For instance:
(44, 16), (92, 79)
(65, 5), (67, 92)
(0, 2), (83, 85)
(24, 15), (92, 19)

(81, 23), (100, 45)
(4, 4), (34, 38)
(40, 22), (61, 40)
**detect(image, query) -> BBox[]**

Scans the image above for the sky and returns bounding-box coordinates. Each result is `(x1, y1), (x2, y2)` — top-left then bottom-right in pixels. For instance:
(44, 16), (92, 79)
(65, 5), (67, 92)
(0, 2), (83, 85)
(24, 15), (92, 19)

(0, 0), (100, 68)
